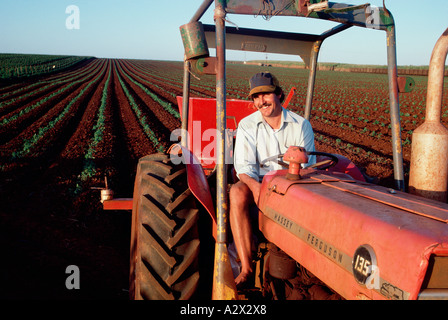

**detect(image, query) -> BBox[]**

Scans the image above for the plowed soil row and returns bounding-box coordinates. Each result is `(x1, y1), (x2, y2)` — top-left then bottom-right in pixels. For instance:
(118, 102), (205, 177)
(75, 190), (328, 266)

(115, 60), (177, 142)
(122, 59), (216, 99)
(0, 59), (101, 104)
(0, 60), (106, 146)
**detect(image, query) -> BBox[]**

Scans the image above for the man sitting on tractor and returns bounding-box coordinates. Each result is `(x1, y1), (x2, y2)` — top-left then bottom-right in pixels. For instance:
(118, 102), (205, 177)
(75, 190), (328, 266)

(229, 72), (316, 287)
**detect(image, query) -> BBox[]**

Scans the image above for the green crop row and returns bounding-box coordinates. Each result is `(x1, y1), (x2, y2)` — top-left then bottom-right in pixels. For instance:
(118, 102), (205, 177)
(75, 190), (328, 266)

(74, 63), (113, 194)
(117, 61), (181, 119)
(0, 59), (101, 108)
(0, 63), (103, 127)
(115, 65), (165, 153)
(0, 54), (94, 79)
(9, 70), (104, 160)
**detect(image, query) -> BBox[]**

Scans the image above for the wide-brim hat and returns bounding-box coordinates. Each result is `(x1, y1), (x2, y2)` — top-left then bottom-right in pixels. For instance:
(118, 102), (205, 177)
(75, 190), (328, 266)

(249, 72), (280, 97)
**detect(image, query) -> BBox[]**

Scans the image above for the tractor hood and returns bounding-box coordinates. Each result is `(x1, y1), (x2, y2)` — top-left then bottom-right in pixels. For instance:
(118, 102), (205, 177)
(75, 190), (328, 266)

(258, 169), (448, 300)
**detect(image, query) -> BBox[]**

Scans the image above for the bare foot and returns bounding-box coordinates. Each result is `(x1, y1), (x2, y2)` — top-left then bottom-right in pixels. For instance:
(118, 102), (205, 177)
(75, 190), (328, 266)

(235, 270), (253, 289)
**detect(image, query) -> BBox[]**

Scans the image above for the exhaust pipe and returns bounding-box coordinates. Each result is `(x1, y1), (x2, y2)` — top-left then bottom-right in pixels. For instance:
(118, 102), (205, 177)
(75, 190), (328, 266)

(409, 27), (448, 202)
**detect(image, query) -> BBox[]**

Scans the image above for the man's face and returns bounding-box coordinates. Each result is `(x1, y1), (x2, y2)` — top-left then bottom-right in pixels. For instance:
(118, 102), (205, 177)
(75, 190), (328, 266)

(253, 92), (282, 118)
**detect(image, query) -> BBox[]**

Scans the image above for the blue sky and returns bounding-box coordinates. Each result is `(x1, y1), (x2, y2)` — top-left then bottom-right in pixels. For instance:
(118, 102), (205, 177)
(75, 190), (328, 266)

(0, 0), (447, 66)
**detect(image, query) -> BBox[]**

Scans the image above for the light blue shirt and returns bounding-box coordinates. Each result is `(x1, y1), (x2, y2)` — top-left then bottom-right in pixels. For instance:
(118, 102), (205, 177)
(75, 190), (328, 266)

(233, 107), (316, 181)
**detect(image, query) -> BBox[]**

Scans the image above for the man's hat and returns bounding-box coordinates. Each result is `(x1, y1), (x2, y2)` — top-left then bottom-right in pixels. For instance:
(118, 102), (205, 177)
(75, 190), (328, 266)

(249, 72), (280, 97)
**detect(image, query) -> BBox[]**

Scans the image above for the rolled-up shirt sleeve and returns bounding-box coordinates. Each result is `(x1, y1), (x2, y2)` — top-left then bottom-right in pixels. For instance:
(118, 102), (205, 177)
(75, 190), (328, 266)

(300, 119), (316, 168)
(233, 122), (260, 181)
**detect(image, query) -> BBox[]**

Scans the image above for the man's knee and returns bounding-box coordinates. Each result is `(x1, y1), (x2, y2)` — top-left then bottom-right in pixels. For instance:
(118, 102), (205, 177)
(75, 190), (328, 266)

(229, 181), (251, 206)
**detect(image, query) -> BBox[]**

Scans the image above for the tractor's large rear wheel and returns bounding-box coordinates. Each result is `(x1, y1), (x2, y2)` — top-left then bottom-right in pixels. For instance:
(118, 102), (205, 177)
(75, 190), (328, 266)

(129, 153), (204, 300)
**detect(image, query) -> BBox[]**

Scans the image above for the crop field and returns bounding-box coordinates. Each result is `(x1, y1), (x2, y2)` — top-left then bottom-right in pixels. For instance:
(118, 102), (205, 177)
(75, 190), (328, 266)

(0, 57), (446, 299)
(0, 53), (94, 80)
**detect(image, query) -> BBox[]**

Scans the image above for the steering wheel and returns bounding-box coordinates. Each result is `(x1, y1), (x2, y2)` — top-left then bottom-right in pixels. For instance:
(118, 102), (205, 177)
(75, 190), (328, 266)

(260, 151), (339, 171)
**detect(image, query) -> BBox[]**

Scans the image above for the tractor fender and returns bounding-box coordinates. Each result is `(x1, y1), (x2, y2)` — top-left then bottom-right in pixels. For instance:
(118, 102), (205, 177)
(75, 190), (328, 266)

(173, 145), (217, 239)
(327, 154), (366, 182)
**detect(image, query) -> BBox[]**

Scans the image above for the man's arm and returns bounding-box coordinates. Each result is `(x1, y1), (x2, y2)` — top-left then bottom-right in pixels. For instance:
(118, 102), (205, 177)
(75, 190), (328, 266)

(300, 118), (316, 167)
(233, 120), (260, 182)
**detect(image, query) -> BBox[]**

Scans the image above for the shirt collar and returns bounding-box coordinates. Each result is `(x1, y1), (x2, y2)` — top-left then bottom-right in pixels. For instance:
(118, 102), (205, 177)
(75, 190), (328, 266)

(255, 107), (293, 127)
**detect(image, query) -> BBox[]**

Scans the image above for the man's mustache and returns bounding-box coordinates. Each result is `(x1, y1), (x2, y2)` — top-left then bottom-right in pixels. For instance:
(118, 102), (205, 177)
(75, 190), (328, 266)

(257, 103), (272, 109)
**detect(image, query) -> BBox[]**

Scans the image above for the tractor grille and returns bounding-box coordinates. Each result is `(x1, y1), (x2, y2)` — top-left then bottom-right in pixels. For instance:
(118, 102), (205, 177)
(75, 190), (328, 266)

(422, 256), (448, 289)
(419, 255), (448, 300)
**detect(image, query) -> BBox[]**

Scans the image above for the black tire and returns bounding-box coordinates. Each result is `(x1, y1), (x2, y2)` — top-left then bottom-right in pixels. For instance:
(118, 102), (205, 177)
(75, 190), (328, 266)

(129, 153), (202, 300)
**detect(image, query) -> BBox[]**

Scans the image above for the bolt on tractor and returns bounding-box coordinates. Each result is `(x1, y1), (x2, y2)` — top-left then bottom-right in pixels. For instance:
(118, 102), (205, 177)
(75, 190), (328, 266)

(101, 0), (448, 300)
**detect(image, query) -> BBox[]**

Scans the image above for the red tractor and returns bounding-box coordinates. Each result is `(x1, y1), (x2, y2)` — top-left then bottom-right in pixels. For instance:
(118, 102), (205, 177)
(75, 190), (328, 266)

(102, 1), (448, 300)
